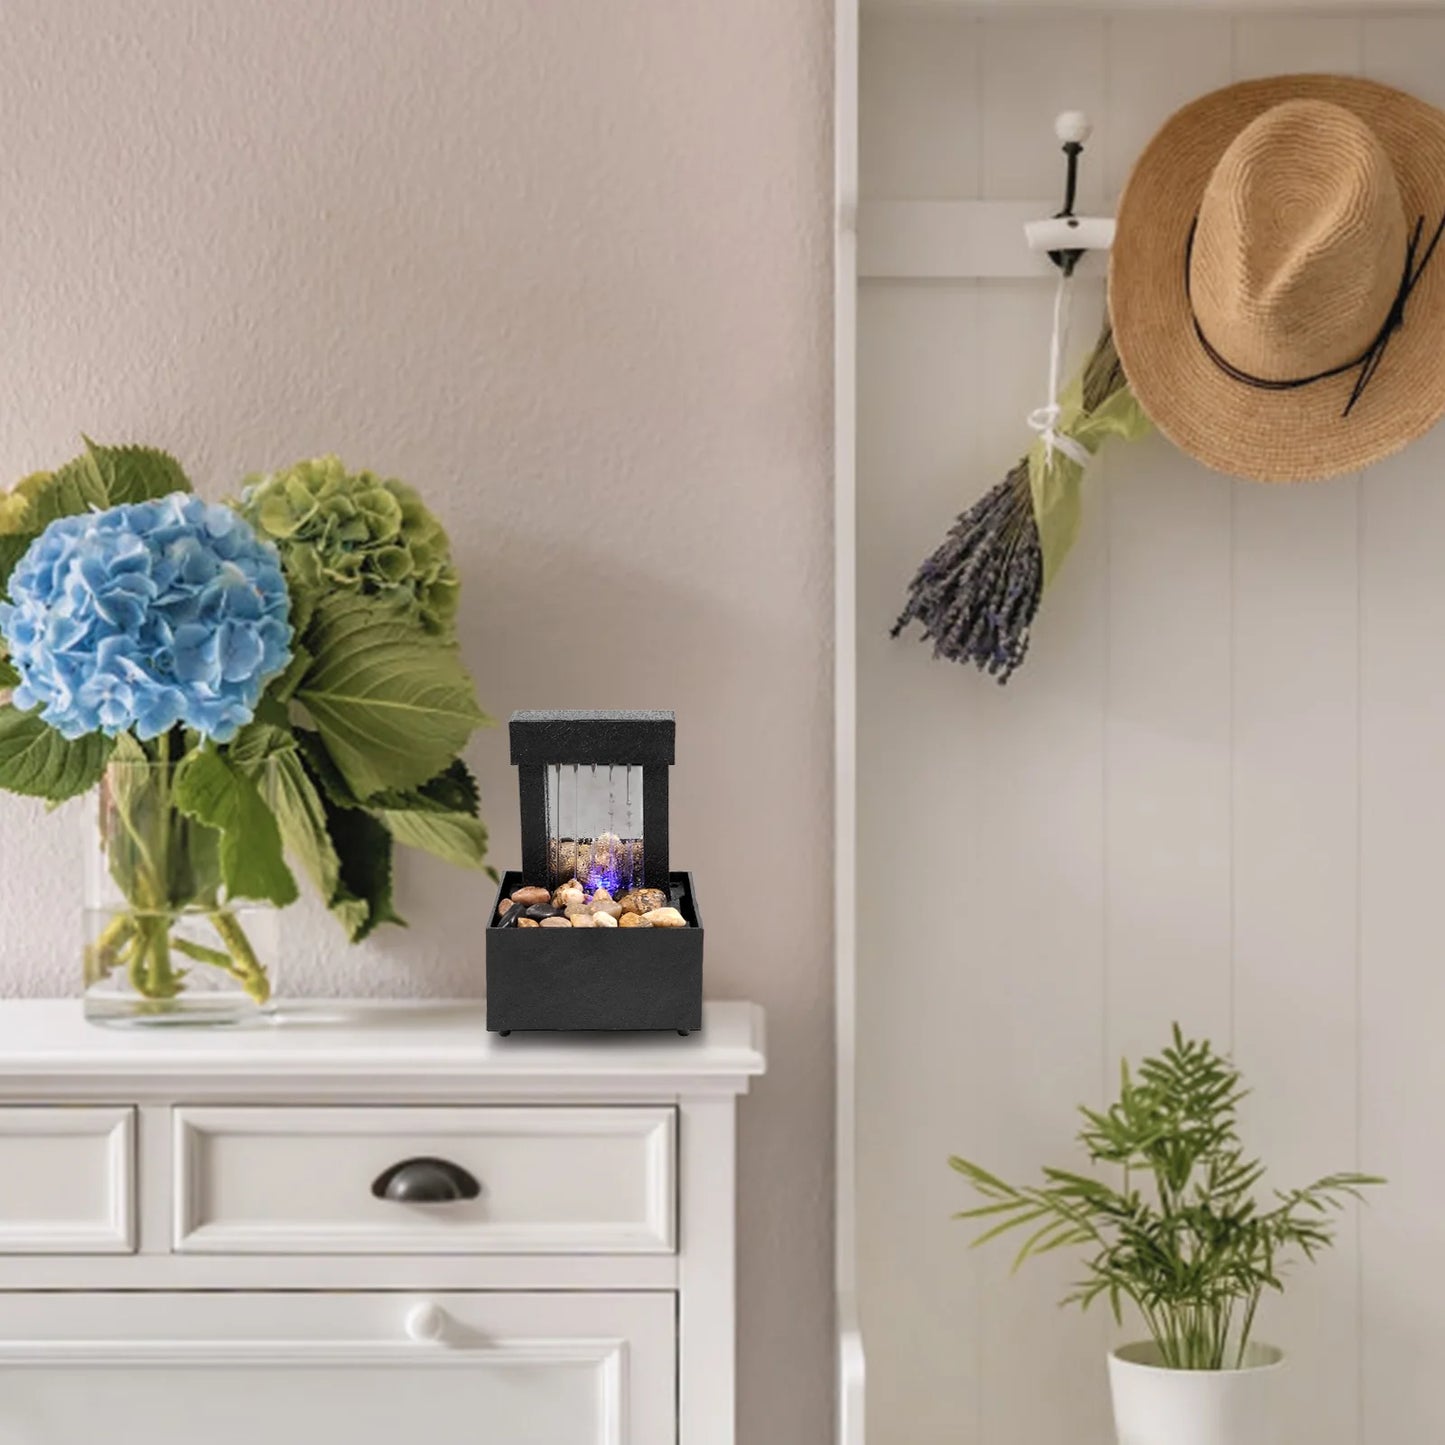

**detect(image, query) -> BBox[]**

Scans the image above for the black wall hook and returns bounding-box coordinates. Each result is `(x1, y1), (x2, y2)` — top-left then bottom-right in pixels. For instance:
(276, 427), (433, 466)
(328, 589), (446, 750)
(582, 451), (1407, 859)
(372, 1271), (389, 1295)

(1048, 111), (1094, 277)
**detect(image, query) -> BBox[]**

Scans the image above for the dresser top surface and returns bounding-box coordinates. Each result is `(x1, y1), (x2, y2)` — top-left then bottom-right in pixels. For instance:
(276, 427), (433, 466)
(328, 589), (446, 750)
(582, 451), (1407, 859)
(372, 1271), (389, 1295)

(0, 1000), (766, 1100)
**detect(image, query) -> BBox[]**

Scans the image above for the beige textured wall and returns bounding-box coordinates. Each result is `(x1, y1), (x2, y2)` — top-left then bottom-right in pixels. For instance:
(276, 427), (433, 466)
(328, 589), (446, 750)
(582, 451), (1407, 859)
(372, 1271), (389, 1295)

(0, 3), (834, 1440)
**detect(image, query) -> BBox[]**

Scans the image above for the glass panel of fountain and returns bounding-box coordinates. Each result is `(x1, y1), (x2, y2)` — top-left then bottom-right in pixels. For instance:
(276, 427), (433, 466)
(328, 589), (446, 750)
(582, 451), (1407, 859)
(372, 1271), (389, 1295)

(543, 762), (645, 893)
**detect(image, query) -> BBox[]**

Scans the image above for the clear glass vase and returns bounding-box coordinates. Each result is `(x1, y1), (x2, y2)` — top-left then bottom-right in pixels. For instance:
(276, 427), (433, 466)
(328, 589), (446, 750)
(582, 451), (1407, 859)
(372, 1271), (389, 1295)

(82, 757), (278, 1026)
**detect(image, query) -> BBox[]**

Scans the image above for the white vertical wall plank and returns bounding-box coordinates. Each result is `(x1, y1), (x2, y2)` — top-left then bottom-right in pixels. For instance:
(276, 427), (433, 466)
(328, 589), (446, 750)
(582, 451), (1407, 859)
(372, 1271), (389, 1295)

(860, 13), (981, 200)
(1231, 472), (1362, 1445)
(1101, 16), (1235, 1079)
(1103, 16), (1234, 200)
(857, 280), (987, 1445)
(1233, 16), (1364, 77)
(981, 18), (1108, 206)
(982, 34), (1111, 1445)
(857, 21), (992, 1443)
(1228, 20), (1365, 1445)
(1357, 24), (1445, 1445)
(974, 34), (1109, 1445)
(1356, 432), (1445, 1445)
(1099, 434), (1235, 1070)
(966, 280), (1111, 1445)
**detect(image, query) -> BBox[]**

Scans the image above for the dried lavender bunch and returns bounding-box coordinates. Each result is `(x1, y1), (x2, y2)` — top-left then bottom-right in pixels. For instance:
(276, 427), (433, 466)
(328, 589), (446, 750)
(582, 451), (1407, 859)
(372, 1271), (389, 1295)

(889, 462), (1042, 681)
(891, 322), (1129, 684)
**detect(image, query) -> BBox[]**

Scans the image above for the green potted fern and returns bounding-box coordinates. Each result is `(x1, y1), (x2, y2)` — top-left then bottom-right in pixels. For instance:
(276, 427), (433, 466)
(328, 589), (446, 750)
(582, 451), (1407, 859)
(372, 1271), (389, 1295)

(950, 1028), (1380, 1445)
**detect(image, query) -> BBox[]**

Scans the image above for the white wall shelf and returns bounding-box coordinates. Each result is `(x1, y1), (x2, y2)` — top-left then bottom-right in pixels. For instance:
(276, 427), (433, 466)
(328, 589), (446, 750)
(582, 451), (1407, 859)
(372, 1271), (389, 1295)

(859, 200), (1100, 279)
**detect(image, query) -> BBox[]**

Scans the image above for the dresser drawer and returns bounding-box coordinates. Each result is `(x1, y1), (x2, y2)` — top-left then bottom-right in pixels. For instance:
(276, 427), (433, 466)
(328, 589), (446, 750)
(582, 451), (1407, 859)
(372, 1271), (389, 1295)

(0, 1291), (676, 1445)
(173, 1106), (676, 1254)
(0, 1107), (135, 1254)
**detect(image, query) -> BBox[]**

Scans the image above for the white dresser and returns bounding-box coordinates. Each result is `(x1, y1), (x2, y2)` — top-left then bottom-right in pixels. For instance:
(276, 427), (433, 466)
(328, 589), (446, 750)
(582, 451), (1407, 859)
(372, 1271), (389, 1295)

(0, 999), (765, 1445)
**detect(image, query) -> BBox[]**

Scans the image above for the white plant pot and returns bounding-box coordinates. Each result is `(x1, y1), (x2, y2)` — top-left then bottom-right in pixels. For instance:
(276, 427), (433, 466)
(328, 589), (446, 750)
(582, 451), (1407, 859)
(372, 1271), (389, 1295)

(1108, 1341), (1285, 1445)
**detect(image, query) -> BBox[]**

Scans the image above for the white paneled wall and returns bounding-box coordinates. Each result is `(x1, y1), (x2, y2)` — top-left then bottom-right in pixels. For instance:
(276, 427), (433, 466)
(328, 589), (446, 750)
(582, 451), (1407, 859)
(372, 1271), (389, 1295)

(857, 12), (1445, 1445)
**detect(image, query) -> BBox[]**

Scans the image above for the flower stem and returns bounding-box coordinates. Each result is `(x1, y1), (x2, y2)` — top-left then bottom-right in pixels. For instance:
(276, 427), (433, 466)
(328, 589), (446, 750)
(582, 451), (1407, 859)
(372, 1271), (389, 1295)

(208, 909), (271, 1004)
(84, 912), (136, 987)
(173, 931), (270, 1002)
(134, 913), (184, 1000)
(171, 937), (235, 969)
(125, 929), (148, 998)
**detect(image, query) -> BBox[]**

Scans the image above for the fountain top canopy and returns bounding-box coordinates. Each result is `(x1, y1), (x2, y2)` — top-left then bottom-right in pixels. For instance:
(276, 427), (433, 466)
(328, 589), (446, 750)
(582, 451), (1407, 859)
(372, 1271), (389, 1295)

(509, 710), (675, 892)
(509, 710), (675, 766)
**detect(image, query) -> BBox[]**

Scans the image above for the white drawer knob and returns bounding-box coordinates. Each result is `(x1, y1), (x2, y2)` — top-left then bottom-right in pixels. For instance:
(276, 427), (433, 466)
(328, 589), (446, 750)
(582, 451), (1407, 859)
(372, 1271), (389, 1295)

(405, 1302), (447, 1342)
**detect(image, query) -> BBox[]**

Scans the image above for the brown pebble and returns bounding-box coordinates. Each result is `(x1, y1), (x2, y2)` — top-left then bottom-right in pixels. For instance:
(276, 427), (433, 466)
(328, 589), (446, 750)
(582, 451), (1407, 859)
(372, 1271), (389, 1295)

(569, 912), (598, 928)
(620, 888), (668, 915)
(511, 885), (552, 908)
(618, 912), (653, 928)
(517, 917), (540, 928)
(643, 906), (687, 928)
(553, 883), (585, 909)
(539, 916), (571, 928)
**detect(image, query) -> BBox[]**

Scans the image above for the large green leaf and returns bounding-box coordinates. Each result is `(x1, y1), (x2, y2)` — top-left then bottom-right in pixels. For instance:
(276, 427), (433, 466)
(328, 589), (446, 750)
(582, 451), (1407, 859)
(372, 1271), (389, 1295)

(172, 748), (298, 907)
(320, 787), (406, 943)
(296, 593), (487, 799)
(231, 723), (369, 940)
(292, 726), (361, 808)
(371, 757), (479, 815)
(0, 706), (114, 800)
(0, 535), (33, 599)
(80, 438), (192, 505)
(271, 752), (370, 940)
(374, 760), (491, 874)
(0, 465), (105, 585)
(23, 457), (108, 529)
(0, 474), (53, 597)
(381, 808), (490, 874)
(265, 643), (312, 708)
(0, 475), (41, 536)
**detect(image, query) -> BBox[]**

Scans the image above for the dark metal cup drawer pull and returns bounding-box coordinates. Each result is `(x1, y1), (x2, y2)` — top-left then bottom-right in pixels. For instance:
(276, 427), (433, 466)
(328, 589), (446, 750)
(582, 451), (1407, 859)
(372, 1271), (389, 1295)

(371, 1157), (481, 1203)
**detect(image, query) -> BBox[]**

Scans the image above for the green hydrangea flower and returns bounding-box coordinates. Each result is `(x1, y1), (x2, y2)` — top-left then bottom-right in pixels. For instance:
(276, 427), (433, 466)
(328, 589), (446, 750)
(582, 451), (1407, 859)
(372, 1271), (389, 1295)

(236, 457), (460, 635)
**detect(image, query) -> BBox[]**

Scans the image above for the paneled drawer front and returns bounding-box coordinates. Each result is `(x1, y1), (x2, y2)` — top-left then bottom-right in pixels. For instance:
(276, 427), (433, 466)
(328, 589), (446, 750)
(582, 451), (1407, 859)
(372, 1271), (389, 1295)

(0, 1107), (135, 1253)
(0, 1291), (676, 1445)
(173, 1106), (676, 1255)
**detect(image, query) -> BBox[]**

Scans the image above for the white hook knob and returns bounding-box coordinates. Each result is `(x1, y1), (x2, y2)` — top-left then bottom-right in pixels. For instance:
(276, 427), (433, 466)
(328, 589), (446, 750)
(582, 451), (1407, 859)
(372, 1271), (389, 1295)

(405, 1302), (447, 1342)
(1055, 110), (1093, 145)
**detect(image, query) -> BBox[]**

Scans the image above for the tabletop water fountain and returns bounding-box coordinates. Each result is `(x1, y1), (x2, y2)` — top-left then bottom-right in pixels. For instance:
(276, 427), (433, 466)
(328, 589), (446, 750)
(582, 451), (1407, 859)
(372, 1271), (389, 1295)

(486, 710), (703, 1034)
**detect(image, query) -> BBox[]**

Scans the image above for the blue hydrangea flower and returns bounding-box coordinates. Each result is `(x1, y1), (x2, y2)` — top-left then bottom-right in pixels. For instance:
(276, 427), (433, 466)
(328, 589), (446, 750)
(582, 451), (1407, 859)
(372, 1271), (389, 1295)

(0, 493), (292, 742)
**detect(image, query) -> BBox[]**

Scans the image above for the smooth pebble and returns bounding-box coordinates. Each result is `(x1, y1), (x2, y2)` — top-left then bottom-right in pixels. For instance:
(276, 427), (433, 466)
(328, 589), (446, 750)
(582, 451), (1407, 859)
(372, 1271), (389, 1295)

(620, 888), (668, 915)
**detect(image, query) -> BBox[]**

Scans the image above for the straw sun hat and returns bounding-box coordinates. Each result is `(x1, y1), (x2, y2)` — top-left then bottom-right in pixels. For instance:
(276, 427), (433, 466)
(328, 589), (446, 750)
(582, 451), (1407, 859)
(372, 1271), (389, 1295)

(1109, 75), (1445, 483)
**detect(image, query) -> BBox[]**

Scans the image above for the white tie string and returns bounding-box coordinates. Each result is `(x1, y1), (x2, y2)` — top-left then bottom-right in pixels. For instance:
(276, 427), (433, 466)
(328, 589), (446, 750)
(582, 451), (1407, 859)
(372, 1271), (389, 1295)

(1027, 271), (1093, 469)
